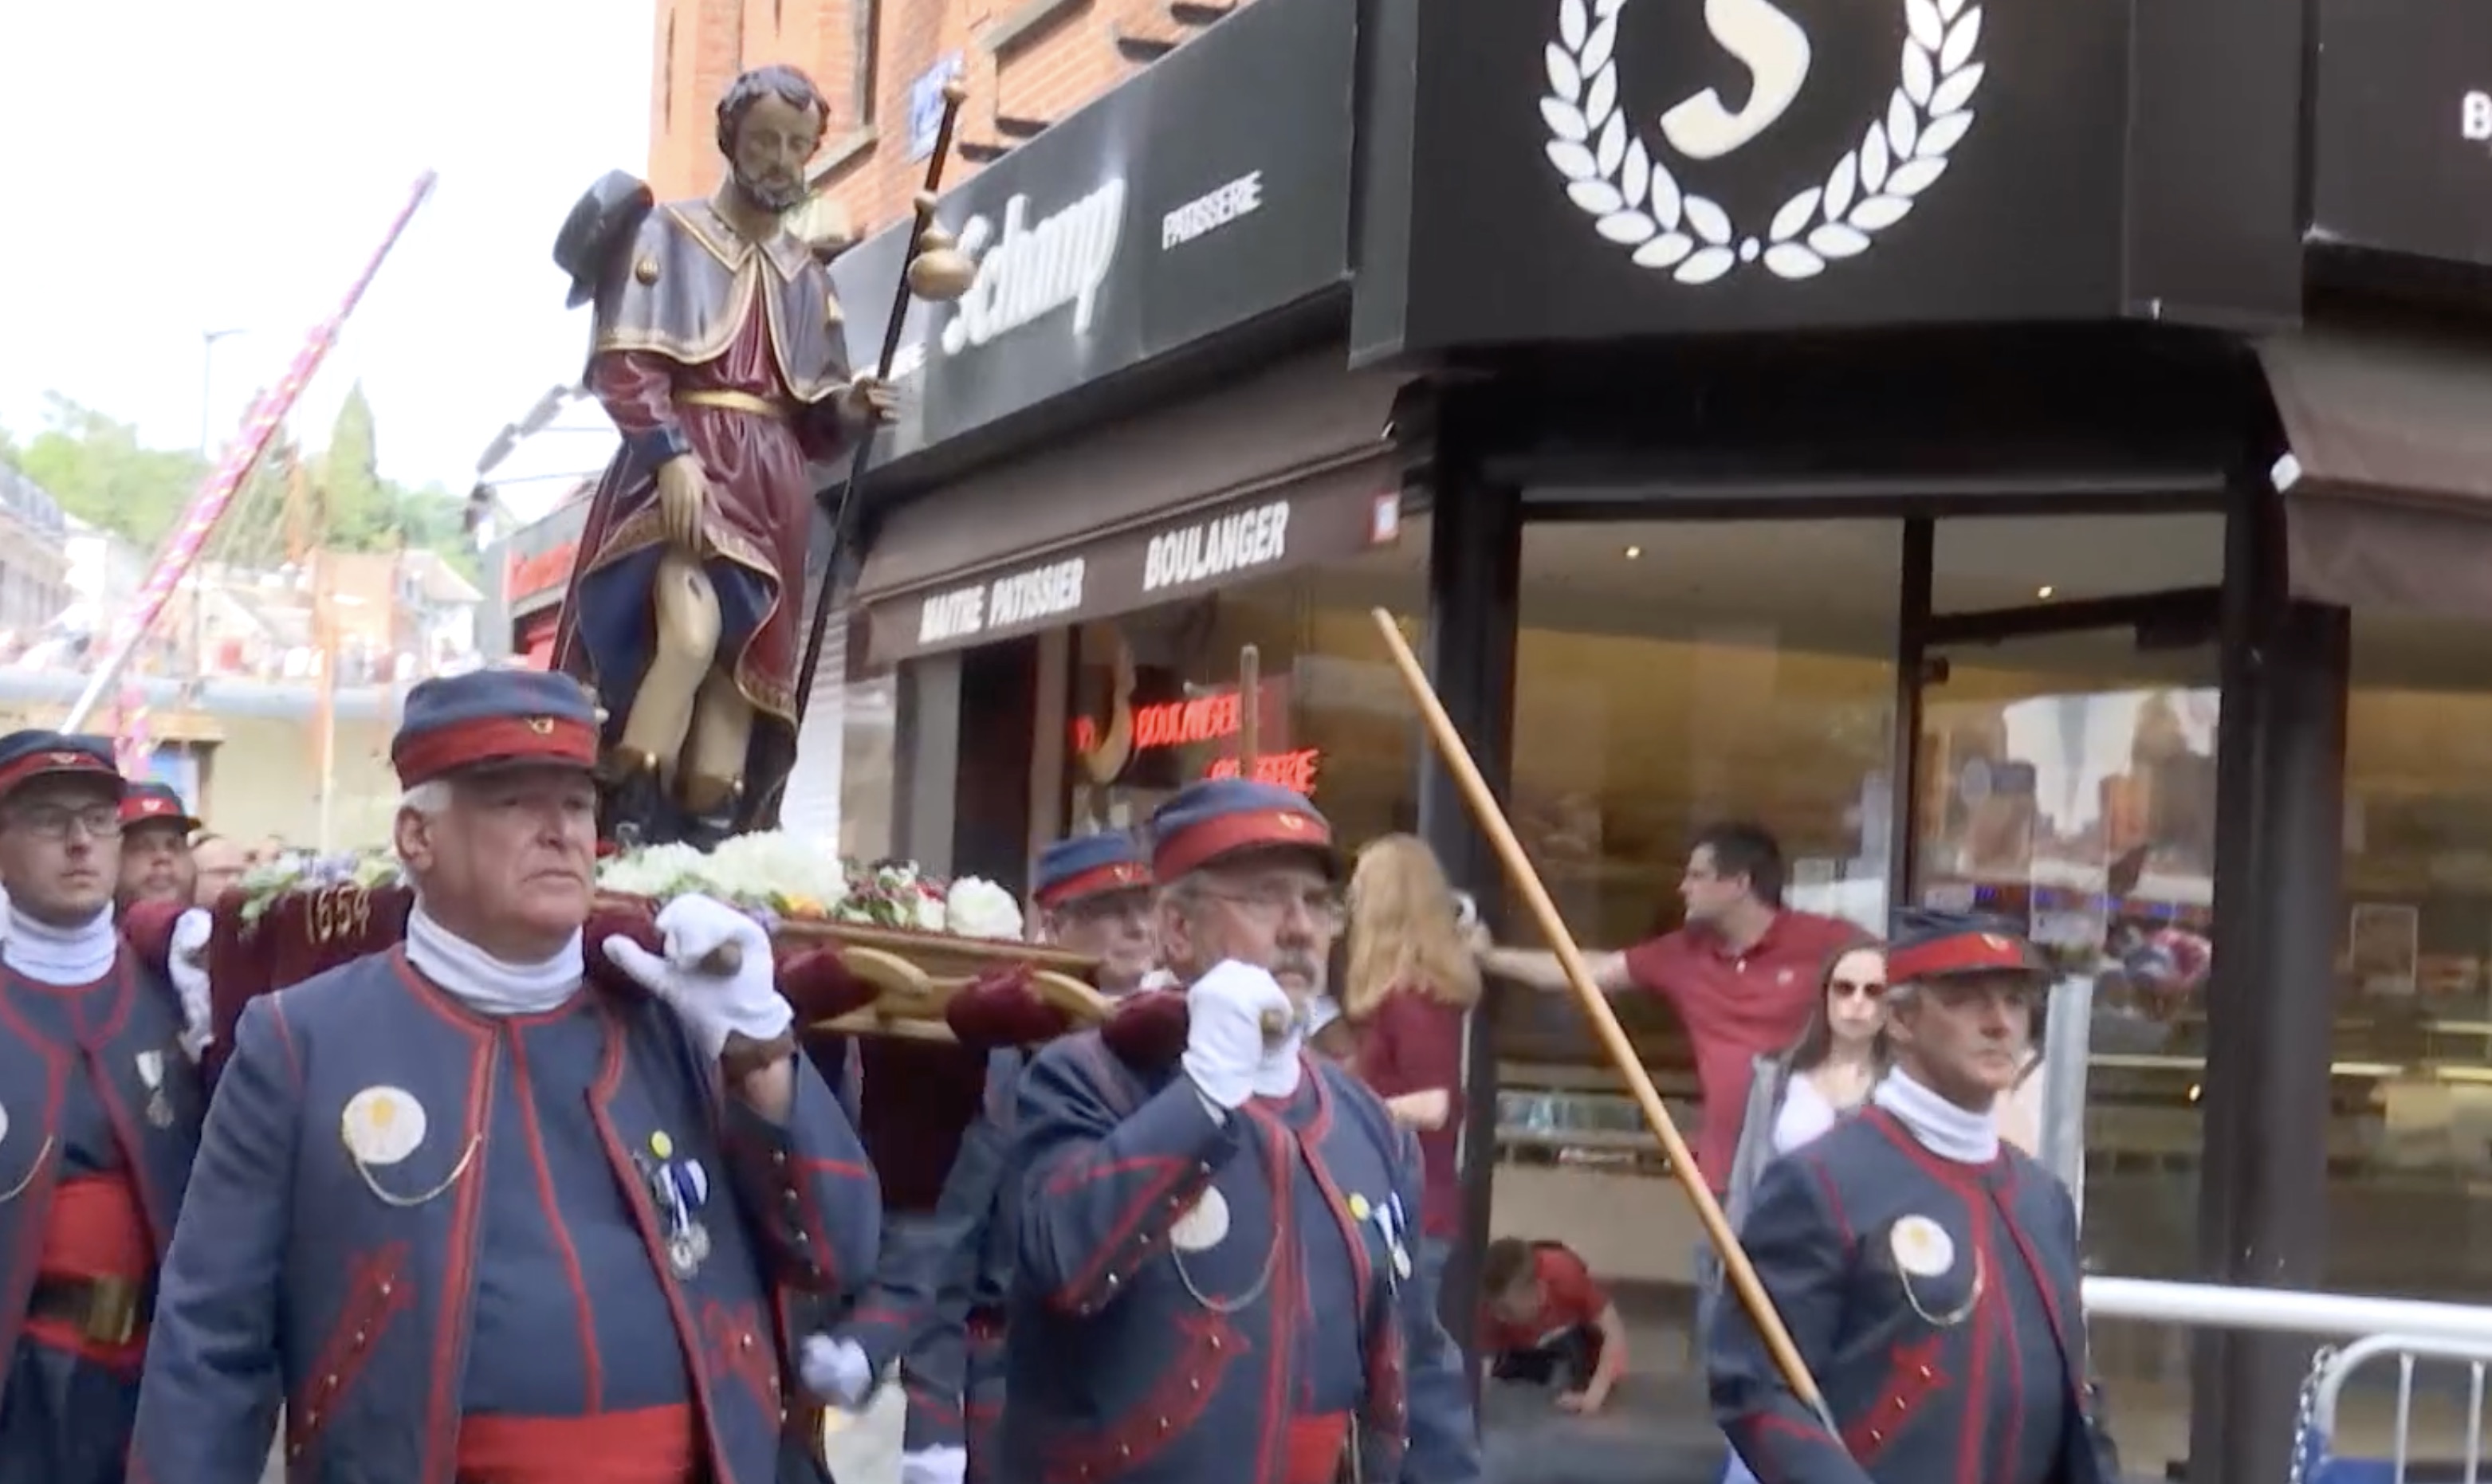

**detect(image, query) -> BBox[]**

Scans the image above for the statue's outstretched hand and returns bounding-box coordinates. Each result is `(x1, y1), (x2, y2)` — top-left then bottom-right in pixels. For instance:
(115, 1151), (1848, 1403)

(840, 375), (898, 426)
(654, 455), (711, 552)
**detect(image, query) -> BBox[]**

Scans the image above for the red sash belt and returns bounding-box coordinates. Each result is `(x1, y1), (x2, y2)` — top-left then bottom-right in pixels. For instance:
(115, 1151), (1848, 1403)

(455, 1405), (698, 1484)
(38, 1174), (152, 1284)
(25, 1175), (153, 1367)
(1284, 1412), (1351, 1484)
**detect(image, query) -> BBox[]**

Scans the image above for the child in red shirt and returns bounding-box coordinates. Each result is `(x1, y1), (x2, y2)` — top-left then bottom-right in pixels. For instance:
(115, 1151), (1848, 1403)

(1480, 1238), (1631, 1415)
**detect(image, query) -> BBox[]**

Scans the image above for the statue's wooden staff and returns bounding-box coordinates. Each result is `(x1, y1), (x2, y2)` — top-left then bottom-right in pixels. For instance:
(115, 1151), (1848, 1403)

(1232, 642), (1293, 1046)
(786, 77), (976, 750)
(1363, 607), (1842, 1439)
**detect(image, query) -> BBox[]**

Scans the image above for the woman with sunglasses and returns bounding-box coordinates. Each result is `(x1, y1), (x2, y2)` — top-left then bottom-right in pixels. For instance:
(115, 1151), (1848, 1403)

(1712, 936), (1889, 1483)
(1716, 938), (1891, 1280)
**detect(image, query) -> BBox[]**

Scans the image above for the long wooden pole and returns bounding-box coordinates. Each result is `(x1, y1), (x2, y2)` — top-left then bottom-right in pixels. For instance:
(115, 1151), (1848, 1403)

(1364, 606), (1841, 1431)
(63, 172), (438, 735)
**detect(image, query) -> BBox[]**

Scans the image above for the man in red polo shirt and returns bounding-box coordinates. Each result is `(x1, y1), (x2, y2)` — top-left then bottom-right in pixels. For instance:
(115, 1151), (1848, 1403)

(1478, 822), (1858, 1194)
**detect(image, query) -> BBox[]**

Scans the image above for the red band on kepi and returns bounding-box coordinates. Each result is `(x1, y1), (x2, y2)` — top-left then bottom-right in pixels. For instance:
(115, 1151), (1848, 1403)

(390, 670), (604, 788)
(1884, 926), (2043, 986)
(1035, 860), (1150, 908)
(0, 732), (122, 805)
(1032, 831), (1151, 908)
(391, 715), (599, 789)
(1146, 779), (1338, 881)
(120, 782), (198, 830)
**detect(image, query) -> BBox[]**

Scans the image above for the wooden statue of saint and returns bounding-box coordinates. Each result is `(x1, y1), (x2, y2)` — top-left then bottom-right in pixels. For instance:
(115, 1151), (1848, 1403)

(548, 64), (892, 849)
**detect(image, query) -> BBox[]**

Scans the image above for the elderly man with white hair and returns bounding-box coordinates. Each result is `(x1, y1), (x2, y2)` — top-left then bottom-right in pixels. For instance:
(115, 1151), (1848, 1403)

(130, 668), (882, 1484)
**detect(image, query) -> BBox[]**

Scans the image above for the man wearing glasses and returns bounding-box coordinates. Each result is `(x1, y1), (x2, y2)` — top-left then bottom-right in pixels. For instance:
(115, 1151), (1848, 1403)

(997, 779), (1480, 1484)
(0, 731), (202, 1484)
(807, 831), (1161, 1484)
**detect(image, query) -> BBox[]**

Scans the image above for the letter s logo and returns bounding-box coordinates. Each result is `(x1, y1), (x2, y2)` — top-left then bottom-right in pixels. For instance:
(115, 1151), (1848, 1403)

(1658, 0), (1813, 161)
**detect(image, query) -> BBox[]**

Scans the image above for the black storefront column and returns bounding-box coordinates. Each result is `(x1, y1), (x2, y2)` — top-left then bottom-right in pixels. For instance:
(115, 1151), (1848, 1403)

(1412, 420), (1523, 1356)
(2189, 485), (2350, 1484)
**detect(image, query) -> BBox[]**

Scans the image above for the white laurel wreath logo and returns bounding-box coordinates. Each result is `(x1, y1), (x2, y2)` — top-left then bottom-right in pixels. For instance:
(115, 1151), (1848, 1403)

(1541, 0), (1986, 284)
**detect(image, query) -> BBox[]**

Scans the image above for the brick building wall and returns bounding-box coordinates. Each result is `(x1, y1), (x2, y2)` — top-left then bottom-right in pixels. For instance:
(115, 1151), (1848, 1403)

(647, 0), (1241, 241)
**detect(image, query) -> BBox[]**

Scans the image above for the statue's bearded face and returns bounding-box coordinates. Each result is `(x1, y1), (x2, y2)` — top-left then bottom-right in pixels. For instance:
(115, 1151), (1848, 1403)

(729, 92), (823, 214)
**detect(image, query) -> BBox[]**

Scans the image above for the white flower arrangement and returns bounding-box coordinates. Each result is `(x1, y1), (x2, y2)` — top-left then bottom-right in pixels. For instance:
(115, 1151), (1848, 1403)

(597, 830), (1025, 943)
(225, 833), (1028, 945)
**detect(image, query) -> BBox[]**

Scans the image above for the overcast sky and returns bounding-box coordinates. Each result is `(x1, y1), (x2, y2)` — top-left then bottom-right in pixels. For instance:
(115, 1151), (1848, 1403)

(0, 0), (656, 518)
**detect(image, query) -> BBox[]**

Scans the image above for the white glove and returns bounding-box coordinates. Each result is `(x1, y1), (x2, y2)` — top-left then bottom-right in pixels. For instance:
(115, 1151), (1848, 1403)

(901, 1446), (968, 1484)
(601, 893), (791, 1059)
(1252, 1020), (1303, 1101)
(170, 908), (215, 1059)
(800, 1333), (875, 1407)
(1183, 960), (1291, 1109)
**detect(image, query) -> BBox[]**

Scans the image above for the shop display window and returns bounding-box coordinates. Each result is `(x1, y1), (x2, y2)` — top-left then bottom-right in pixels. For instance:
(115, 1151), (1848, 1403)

(1060, 516), (1429, 846)
(1490, 512), (2226, 1470)
(838, 660), (898, 863)
(2328, 611), (2492, 1302)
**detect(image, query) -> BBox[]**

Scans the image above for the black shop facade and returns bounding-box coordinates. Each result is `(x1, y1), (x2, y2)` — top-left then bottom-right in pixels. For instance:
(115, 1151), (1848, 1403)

(817, 0), (2492, 1474)
(1327, 0), (2490, 1476)
(823, 0), (2492, 1471)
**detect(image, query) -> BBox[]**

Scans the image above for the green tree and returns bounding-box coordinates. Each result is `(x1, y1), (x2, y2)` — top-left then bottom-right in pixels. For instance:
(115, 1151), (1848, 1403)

(8, 395), (206, 547)
(210, 430), (308, 571)
(3, 386), (487, 583)
(321, 383), (395, 548)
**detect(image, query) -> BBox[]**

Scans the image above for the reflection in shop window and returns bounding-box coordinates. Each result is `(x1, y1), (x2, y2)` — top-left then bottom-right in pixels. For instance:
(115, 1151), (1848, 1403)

(2333, 610), (2492, 1304)
(1062, 520), (1425, 848)
(1492, 520), (1903, 1306)
(839, 666), (897, 862)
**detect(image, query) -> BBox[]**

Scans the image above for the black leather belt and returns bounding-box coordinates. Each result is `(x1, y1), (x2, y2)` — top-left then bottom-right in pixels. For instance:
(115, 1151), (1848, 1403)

(27, 1275), (143, 1347)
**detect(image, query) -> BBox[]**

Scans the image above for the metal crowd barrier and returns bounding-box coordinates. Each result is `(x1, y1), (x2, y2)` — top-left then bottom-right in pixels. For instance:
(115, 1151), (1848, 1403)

(2083, 1278), (2492, 1483)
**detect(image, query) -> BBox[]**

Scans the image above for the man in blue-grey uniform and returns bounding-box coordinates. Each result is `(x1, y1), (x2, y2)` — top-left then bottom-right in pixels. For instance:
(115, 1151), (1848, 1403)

(128, 668), (882, 1484)
(0, 732), (202, 1484)
(1708, 909), (2121, 1484)
(997, 778), (1480, 1484)
(808, 830), (1160, 1484)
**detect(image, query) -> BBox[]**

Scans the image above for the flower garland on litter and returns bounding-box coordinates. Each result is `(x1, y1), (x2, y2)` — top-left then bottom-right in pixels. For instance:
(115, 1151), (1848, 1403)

(232, 833), (1025, 943)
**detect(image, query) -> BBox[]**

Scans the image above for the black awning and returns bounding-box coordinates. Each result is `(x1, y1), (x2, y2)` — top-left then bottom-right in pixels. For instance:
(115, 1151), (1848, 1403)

(2259, 312), (2492, 618)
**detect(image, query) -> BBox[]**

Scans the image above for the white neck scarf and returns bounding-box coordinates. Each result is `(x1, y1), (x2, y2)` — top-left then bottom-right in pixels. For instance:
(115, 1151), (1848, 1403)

(404, 904), (582, 1017)
(3, 899), (117, 987)
(1873, 1066), (2001, 1164)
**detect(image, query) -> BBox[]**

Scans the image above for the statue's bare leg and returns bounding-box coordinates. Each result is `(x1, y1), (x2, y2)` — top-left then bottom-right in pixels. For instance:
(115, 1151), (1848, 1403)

(615, 551), (722, 781)
(679, 664), (756, 825)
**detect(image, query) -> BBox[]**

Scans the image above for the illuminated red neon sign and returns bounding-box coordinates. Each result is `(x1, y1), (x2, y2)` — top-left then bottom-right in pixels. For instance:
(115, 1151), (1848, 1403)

(1205, 748), (1322, 794)
(1069, 681), (1322, 794)
(1134, 693), (1243, 749)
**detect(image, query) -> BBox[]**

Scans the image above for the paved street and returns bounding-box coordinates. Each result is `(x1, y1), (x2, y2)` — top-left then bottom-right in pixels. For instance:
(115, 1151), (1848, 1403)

(1483, 1371), (1729, 1484)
